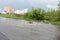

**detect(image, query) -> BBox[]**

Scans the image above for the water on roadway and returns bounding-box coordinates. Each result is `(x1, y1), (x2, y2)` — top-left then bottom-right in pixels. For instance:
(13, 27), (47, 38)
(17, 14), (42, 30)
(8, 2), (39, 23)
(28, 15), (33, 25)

(0, 17), (59, 40)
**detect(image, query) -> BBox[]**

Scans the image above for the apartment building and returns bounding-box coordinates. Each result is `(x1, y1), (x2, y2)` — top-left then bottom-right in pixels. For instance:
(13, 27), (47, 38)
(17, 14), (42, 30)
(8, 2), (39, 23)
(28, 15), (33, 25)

(4, 7), (14, 14)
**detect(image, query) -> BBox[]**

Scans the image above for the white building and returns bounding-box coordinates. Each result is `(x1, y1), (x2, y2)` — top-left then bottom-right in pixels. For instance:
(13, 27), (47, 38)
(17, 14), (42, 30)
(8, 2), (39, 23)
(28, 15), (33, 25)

(0, 9), (7, 14)
(22, 8), (28, 13)
(1, 12), (7, 14)
(0, 9), (2, 13)
(14, 8), (28, 15)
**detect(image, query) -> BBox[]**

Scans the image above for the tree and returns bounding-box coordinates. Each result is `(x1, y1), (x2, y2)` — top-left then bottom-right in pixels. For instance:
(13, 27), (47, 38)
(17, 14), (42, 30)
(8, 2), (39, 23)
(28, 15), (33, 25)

(56, 0), (60, 21)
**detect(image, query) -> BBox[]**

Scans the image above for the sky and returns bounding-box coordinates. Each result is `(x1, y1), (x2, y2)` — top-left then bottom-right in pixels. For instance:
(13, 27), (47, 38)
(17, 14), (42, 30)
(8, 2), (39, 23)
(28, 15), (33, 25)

(0, 0), (58, 10)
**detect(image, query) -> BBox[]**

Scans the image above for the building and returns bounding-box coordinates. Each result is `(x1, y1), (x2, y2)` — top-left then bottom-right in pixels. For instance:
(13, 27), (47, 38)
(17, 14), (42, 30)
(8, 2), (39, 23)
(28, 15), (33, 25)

(1, 12), (7, 14)
(14, 8), (28, 15)
(0, 9), (7, 14)
(0, 9), (2, 13)
(4, 7), (14, 14)
(23, 8), (28, 13)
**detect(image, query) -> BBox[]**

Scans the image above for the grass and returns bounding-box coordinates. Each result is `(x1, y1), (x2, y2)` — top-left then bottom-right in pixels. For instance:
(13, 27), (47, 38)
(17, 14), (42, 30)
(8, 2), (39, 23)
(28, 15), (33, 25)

(51, 21), (60, 26)
(0, 14), (60, 26)
(0, 14), (33, 21)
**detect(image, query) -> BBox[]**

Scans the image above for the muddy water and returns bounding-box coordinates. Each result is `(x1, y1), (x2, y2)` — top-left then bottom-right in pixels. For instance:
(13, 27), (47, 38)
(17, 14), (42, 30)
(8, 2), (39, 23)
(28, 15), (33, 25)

(0, 17), (60, 40)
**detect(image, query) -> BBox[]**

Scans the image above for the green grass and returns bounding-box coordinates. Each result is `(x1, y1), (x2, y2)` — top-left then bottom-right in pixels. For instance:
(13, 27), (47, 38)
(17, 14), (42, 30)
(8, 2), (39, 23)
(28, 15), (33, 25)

(0, 14), (33, 21)
(0, 13), (60, 26)
(51, 21), (60, 26)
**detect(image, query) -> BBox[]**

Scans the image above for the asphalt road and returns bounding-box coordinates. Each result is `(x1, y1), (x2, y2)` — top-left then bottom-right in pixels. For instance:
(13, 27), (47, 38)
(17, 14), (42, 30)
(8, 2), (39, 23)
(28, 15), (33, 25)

(0, 17), (59, 40)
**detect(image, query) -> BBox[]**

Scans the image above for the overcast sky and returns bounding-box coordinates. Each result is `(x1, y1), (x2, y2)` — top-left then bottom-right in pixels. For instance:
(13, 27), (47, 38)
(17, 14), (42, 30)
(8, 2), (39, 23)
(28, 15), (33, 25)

(0, 0), (58, 10)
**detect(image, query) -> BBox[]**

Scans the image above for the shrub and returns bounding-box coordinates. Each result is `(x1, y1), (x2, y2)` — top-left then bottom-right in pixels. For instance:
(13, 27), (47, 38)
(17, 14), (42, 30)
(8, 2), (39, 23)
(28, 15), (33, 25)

(26, 8), (45, 20)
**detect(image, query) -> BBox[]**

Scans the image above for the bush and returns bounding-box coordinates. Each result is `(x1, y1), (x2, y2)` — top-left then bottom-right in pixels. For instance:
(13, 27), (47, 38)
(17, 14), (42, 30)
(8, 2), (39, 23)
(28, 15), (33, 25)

(26, 8), (45, 20)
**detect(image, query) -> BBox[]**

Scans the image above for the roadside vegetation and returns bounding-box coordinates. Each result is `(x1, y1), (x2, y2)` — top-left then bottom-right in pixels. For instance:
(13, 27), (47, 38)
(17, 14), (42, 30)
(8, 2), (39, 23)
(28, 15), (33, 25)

(0, 1), (60, 26)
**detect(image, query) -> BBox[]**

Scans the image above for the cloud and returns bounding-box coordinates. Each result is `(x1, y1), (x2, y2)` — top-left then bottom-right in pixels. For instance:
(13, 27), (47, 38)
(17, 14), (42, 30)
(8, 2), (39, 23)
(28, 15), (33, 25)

(46, 4), (57, 9)
(0, 0), (58, 10)
(27, 0), (58, 8)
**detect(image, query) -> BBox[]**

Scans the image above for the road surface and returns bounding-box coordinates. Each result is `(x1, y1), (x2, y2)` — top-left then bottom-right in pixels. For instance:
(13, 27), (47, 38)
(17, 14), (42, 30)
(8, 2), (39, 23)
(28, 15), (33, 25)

(0, 17), (59, 40)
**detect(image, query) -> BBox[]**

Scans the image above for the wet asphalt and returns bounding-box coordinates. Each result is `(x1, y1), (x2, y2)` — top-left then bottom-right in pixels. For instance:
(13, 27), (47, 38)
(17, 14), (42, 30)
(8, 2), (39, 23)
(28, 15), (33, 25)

(0, 17), (59, 40)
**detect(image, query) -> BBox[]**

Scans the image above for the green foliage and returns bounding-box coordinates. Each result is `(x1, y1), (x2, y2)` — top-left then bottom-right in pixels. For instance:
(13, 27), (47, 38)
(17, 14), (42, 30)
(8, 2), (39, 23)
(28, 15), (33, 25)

(26, 8), (45, 20)
(0, 1), (60, 26)
(57, 1), (60, 21)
